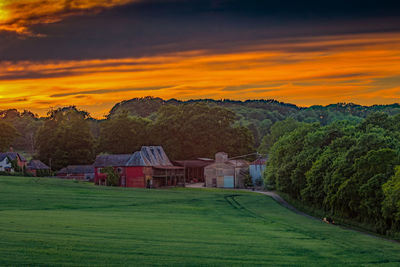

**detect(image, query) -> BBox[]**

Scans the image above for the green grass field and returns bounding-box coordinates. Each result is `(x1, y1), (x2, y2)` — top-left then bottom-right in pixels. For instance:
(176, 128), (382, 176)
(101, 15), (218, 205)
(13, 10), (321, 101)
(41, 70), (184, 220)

(1, 177), (400, 266)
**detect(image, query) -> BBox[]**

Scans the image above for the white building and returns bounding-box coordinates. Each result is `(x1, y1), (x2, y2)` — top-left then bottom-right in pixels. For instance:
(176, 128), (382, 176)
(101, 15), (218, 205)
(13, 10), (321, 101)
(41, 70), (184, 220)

(0, 156), (11, 172)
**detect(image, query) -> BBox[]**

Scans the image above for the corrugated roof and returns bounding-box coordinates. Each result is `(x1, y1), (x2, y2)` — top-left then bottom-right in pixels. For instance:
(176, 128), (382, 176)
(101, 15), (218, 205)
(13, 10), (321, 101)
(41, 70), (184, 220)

(28, 160), (50, 170)
(173, 160), (214, 168)
(141, 146), (172, 166)
(57, 165), (94, 174)
(94, 146), (173, 167)
(126, 146), (173, 167)
(125, 151), (146, 166)
(0, 152), (26, 162)
(94, 154), (132, 167)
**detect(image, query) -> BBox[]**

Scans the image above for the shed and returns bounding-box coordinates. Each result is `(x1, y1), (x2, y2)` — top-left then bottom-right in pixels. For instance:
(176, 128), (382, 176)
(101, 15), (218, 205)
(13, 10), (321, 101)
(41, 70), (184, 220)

(27, 160), (51, 176)
(249, 158), (267, 186)
(56, 165), (95, 181)
(204, 152), (249, 188)
(173, 159), (214, 183)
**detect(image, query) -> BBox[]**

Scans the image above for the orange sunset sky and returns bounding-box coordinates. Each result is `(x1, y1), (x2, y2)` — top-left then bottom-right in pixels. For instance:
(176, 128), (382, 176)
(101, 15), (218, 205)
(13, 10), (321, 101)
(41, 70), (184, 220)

(1, 0), (400, 118)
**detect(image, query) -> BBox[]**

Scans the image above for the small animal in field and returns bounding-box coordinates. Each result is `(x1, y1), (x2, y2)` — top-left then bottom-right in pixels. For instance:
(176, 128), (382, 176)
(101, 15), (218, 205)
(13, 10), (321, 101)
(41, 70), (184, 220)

(323, 217), (335, 224)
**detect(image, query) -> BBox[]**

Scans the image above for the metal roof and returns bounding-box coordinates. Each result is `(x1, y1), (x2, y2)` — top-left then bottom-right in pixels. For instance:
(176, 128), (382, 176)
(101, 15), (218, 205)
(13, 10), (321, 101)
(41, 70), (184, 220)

(94, 154), (132, 167)
(173, 160), (214, 168)
(94, 146), (173, 167)
(28, 160), (50, 170)
(57, 165), (94, 174)
(126, 146), (173, 167)
(0, 152), (26, 162)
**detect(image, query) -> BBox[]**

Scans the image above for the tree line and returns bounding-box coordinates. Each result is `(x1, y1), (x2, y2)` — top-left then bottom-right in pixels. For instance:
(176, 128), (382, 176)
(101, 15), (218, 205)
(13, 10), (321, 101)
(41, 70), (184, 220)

(0, 104), (254, 171)
(264, 113), (400, 238)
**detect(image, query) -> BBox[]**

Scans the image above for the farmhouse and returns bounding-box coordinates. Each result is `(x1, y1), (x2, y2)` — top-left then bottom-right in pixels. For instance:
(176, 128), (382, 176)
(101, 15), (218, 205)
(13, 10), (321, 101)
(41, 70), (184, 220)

(94, 146), (184, 188)
(57, 165), (95, 181)
(204, 152), (249, 188)
(27, 160), (51, 176)
(0, 152), (27, 172)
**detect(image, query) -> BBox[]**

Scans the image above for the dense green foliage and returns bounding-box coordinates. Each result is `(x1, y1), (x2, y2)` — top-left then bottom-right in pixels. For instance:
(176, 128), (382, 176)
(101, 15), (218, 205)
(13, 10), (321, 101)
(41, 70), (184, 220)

(35, 107), (95, 170)
(151, 103), (254, 159)
(98, 111), (152, 154)
(0, 109), (42, 152)
(3, 97), (400, 171)
(99, 103), (254, 160)
(265, 112), (400, 237)
(382, 167), (400, 235)
(108, 98), (400, 146)
(1, 176), (400, 266)
(100, 166), (121, 186)
(0, 120), (18, 151)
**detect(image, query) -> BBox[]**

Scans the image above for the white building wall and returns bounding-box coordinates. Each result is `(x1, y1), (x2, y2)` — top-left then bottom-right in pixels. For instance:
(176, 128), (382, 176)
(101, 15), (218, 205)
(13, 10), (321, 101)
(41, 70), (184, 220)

(0, 158), (11, 172)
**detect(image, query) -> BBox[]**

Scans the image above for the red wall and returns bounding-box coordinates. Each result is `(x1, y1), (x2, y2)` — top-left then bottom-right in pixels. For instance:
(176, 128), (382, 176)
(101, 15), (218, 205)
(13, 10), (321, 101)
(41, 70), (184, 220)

(94, 167), (107, 184)
(126, 166), (146, 188)
(95, 166), (147, 188)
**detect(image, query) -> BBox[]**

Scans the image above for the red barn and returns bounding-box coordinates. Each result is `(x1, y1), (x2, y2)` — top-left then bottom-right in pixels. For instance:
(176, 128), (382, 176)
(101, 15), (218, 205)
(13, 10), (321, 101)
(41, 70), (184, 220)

(94, 146), (184, 188)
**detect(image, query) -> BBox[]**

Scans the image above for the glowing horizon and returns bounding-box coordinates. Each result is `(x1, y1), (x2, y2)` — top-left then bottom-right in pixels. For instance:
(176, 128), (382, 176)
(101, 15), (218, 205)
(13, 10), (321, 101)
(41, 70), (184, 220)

(1, 0), (400, 118)
(1, 32), (400, 118)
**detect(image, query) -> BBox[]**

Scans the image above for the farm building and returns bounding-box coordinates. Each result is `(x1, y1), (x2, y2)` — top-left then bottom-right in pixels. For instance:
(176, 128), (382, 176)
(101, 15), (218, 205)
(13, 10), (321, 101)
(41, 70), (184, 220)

(204, 152), (249, 188)
(0, 152), (27, 172)
(94, 146), (184, 188)
(249, 158), (267, 186)
(173, 158), (214, 183)
(27, 160), (51, 176)
(57, 165), (95, 181)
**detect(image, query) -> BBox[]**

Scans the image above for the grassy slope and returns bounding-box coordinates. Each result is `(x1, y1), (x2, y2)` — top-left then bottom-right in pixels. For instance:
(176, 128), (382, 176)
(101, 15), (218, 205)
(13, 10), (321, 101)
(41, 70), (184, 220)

(0, 177), (400, 266)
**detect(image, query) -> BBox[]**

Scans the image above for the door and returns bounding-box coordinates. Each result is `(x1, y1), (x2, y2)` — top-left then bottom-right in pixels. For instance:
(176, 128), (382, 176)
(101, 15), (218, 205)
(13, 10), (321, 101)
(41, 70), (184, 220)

(223, 176), (234, 188)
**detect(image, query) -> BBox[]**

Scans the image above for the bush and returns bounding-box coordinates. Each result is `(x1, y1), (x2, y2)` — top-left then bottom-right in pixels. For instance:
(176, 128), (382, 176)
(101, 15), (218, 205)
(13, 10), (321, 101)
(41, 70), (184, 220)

(100, 167), (120, 186)
(243, 174), (253, 188)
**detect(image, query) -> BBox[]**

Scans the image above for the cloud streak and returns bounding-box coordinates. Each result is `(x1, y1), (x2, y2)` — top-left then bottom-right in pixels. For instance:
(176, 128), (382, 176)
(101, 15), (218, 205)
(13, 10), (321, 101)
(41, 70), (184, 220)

(0, 32), (400, 117)
(0, 0), (135, 35)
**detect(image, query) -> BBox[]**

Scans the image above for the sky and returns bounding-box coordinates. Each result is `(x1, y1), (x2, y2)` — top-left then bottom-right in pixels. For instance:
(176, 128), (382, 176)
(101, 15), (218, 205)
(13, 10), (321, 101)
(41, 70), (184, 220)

(1, 0), (400, 118)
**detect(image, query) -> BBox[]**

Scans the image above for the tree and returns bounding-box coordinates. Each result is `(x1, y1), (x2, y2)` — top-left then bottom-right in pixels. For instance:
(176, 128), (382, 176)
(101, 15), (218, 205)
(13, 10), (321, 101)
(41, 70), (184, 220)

(152, 103), (254, 160)
(258, 118), (301, 154)
(36, 107), (95, 170)
(99, 111), (152, 154)
(0, 121), (18, 151)
(382, 166), (400, 233)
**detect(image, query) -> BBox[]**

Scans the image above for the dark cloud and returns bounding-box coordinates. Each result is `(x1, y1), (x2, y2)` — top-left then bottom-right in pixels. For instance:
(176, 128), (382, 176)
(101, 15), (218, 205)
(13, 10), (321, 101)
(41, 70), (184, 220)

(223, 83), (284, 91)
(50, 86), (172, 97)
(1, 0), (400, 61)
(0, 63), (161, 81)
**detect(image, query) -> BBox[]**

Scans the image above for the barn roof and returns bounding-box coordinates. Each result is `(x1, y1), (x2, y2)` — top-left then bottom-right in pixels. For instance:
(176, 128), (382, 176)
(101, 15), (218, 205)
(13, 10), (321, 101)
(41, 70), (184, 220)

(173, 160), (214, 168)
(94, 154), (132, 167)
(28, 160), (50, 170)
(57, 165), (94, 174)
(126, 146), (173, 167)
(0, 152), (26, 162)
(94, 146), (173, 167)
(250, 158), (267, 165)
